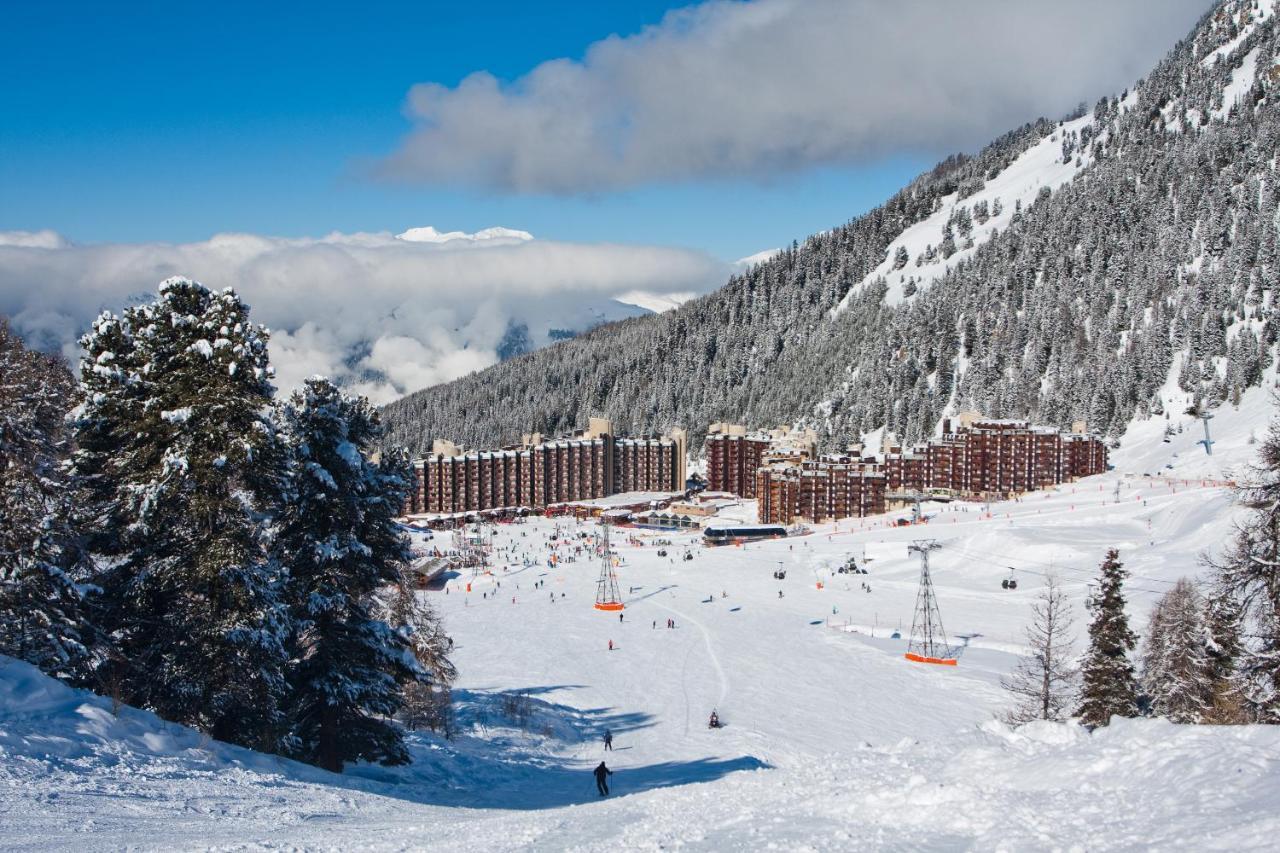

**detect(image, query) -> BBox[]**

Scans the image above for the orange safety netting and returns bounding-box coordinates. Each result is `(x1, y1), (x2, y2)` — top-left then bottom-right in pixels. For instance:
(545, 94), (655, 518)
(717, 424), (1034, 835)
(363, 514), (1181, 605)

(904, 652), (957, 666)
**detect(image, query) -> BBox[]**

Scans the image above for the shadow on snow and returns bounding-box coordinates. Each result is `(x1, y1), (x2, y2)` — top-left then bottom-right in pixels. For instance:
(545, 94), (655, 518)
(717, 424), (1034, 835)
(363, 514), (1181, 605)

(335, 685), (770, 810)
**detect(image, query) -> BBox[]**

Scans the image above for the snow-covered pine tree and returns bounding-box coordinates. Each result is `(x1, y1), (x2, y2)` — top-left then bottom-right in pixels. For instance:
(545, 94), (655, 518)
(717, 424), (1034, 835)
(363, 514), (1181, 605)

(1201, 588), (1246, 724)
(1139, 590), (1169, 712)
(382, 576), (457, 736)
(74, 279), (289, 750)
(277, 377), (420, 772)
(1077, 549), (1138, 728)
(0, 317), (91, 679)
(1212, 404), (1280, 722)
(1140, 578), (1212, 723)
(1001, 573), (1076, 724)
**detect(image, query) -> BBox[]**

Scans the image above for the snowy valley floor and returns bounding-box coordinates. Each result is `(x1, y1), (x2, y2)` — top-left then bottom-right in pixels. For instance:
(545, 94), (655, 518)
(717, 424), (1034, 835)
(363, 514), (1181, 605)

(4, 394), (1280, 850)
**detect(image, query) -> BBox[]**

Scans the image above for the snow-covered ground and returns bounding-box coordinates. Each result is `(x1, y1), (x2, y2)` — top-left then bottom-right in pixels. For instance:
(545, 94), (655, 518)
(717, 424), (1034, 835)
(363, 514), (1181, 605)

(2, 389), (1277, 850)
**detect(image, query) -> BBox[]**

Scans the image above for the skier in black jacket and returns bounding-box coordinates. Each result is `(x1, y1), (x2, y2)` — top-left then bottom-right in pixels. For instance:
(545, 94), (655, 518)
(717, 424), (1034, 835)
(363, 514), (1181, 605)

(594, 761), (613, 796)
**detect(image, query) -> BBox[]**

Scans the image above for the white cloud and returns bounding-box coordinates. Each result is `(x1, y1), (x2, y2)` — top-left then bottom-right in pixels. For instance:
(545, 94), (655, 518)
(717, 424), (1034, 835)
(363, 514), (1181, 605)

(0, 228), (726, 404)
(0, 230), (69, 249)
(378, 0), (1210, 193)
(396, 225), (533, 245)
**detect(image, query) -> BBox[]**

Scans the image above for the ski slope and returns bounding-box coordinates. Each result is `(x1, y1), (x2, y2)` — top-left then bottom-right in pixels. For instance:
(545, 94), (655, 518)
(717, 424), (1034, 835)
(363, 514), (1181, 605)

(2, 391), (1278, 850)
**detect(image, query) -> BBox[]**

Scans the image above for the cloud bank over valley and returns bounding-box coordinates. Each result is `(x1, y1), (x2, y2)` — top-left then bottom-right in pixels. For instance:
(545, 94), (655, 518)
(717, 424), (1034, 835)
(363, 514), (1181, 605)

(0, 228), (727, 404)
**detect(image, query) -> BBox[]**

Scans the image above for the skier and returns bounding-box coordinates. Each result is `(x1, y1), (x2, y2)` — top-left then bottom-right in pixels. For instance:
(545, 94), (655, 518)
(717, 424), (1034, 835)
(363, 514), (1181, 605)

(594, 761), (612, 796)
(603, 729), (613, 751)
(619, 612), (624, 623)
(708, 709), (720, 729)
(608, 639), (614, 651)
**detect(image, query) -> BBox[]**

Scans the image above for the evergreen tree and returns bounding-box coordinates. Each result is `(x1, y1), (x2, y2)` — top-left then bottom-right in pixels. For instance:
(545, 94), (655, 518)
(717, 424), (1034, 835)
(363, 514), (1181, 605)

(1140, 578), (1212, 723)
(380, 574), (457, 736)
(277, 377), (419, 772)
(1212, 405), (1280, 722)
(1077, 549), (1138, 727)
(1001, 574), (1076, 724)
(1202, 587), (1247, 724)
(74, 278), (289, 749)
(0, 318), (91, 679)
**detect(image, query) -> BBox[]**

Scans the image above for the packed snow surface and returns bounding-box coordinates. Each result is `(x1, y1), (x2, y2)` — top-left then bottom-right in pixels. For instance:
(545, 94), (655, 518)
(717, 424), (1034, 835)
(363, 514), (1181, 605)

(2, 390), (1277, 850)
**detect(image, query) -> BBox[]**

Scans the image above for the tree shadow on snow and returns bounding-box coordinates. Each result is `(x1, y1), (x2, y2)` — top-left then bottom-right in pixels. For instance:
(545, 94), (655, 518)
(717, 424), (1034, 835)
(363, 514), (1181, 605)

(335, 685), (770, 810)
(345, 751), (769, 811)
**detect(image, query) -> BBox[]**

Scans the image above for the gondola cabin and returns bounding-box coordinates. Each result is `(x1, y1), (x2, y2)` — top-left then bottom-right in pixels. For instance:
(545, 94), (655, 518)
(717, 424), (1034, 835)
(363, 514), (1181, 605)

(703, 524), (788, 546)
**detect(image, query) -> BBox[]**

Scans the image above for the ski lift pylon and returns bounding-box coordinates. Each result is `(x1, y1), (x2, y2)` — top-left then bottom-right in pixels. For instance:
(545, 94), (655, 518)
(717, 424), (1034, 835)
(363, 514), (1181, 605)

(594, 520), (624, 611)
(904, 540), (960, 666)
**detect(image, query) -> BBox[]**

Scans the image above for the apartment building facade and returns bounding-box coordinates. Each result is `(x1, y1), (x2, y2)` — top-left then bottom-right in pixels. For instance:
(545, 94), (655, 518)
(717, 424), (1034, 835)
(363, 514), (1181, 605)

(755, 414), (1107, 525)
(404, 420), (688, 516)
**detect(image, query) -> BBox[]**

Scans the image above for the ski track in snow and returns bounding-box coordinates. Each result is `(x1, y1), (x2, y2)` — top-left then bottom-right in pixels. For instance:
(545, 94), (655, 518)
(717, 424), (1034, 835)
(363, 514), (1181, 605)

(650, 596), (730, 716)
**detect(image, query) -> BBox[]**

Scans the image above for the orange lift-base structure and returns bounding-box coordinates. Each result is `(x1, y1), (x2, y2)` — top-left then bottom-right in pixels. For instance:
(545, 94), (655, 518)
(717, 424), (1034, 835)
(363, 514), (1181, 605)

(904, 652), (958, 666)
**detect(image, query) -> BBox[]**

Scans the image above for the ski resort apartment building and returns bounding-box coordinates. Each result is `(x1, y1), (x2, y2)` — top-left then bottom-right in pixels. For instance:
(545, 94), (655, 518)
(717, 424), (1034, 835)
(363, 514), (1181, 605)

(718, 412), (1108, 525)
(756, 455), (888, 525)
(880, 415), (1108, 497)
(403, 418), (688, 518)
(704, 423), (818, 498)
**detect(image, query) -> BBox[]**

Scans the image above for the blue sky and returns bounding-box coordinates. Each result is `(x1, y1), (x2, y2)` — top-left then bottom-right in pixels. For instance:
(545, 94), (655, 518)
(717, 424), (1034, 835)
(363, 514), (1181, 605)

(0, 1), (927, 260)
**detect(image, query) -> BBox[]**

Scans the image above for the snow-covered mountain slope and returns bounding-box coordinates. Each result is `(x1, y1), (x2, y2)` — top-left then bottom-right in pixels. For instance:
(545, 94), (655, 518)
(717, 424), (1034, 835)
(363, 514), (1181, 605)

(1203, 0), (1276, 66)
(1109, 355), (1276, 480)
(382, 0), (1280, 458)
(832, 112), (1100, 311)
(6, 382), (1279, 850)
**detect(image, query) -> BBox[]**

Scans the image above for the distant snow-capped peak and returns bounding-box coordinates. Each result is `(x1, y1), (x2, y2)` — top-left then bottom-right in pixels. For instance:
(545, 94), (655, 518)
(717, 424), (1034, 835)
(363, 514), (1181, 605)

(395, 225), (534, 245)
